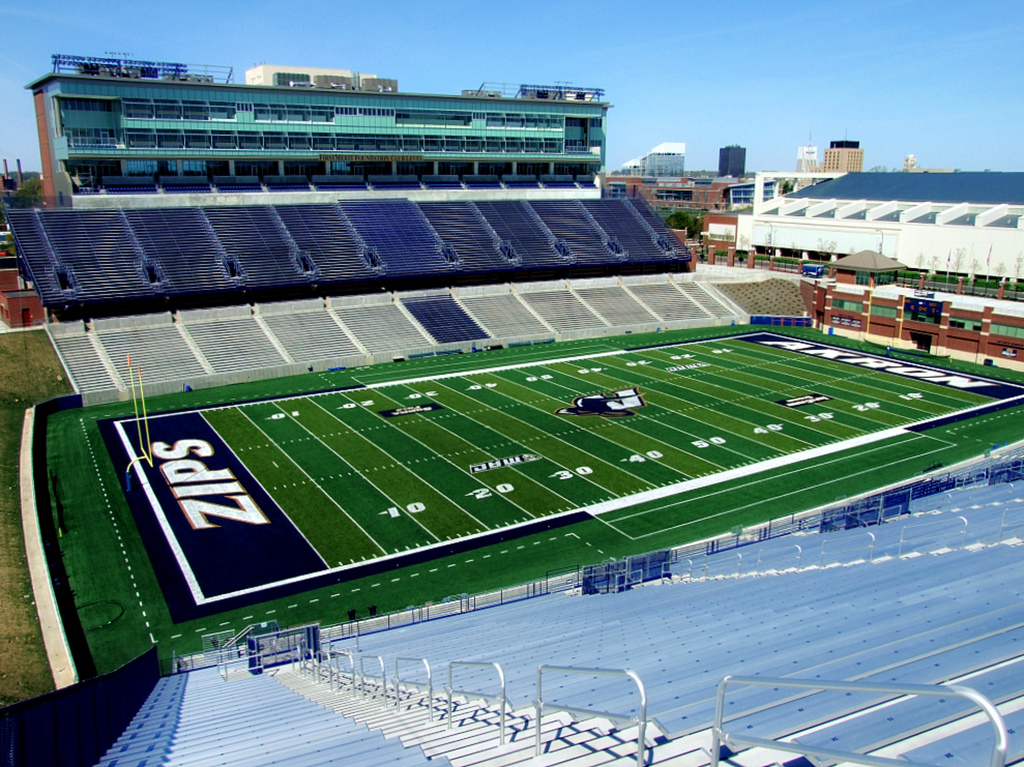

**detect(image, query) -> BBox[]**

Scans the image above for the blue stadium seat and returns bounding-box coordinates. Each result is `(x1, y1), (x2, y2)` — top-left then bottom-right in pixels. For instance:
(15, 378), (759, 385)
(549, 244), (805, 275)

(336, 200), (455, 277)
(401, 294), (488, 343)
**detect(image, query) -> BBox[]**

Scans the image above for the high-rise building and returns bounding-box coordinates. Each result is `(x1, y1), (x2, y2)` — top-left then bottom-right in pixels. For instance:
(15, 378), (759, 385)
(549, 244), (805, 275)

(820, 140), (864, 173)
(796, 143), (818, 172)
(903, 154), (918, 172)
(718, 145), (745, 177)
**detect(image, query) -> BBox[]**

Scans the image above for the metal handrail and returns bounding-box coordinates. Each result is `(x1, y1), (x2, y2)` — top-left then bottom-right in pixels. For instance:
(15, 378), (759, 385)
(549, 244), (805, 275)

(820, 531), (876, 567)
(359, 654), (387, 708)
(898, 515), (968, 556)
(712, 675), (1008, 767)
(447, 661), (507, 746)
(395, 657), (433, 722)
(328, 648), (358, 694)
(535, 665), (648, 767)
(755, 544), (801, 575)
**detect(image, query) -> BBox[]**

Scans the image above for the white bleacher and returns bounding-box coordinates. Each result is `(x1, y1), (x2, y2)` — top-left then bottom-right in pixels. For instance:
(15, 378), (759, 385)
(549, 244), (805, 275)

(299, 502), (1024, 766)
(257, 300), (362, 363)
(674, 280), (738, 319)
(572, 281), (659, 326)
(93, 314), (209, 385)
(48, 322), (122, 394)
(623, 277), (711, 321)
(329, 295), (433, 354)
(179, 307), (288, 374)
(454, 286), (552, 338)
(96, 666), (431, 767)
(516, 282), (606, 332)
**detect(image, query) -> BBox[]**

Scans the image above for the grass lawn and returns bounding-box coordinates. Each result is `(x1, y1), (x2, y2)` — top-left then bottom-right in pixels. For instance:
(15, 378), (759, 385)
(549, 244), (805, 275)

(0, 330), (70, 705)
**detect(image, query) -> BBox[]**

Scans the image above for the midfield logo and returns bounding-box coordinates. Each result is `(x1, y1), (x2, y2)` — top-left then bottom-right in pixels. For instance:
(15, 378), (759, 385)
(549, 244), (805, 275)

(555, 388), (647, 418)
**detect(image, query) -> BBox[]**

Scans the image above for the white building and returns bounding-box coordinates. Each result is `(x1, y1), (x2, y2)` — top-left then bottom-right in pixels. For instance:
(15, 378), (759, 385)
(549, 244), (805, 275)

(739, 172), (1024, 278)
(622, 142), (686, 177)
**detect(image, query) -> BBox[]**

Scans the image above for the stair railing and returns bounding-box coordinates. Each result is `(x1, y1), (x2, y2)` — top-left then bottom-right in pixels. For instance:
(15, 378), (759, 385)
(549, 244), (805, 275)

(327, 648), (358, 695)
(898, 515), (968, 556)
(534, 665), (648, 767)
(359, 654), (388, 708)
(712, 675), (1008, 767)
(447, 661), (508, 746)
(394, 657), (433, 721)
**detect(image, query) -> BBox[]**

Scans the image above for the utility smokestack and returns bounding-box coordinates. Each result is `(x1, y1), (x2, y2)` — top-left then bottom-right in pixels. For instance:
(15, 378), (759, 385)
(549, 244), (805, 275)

(2, 160), (8, 180)
(16, 159), (23, 186)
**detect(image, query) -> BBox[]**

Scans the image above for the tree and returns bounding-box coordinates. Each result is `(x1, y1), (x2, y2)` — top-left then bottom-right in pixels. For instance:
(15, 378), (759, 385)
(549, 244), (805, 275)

(665, 211), (704, 238)
(915, 253), (925, 269)
(970, 257), (981, 280)
(1015, 253), (1024, 282)
(817, 238), (838, 260)
(929, 255), (939, 274)
(12, 177), (43, 208)
(951, 247), (967, 275)
(779, 179), (795, 195)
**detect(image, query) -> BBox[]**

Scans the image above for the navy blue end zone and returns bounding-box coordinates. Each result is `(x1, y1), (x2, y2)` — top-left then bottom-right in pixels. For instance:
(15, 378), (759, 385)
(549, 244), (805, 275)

(99, 411), (328, 620)
(736, 332), (1024, 402)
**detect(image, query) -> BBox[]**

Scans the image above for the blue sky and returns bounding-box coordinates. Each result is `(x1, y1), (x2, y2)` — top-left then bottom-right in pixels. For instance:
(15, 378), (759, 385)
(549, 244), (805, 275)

(1, 0), (1021, 174)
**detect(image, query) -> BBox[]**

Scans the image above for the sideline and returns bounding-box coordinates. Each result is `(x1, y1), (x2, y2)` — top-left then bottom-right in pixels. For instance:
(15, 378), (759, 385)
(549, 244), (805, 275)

(20, 406), (77, 688)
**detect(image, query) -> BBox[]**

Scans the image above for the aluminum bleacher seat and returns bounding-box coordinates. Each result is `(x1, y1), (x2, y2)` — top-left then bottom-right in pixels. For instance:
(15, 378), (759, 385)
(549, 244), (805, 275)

(456, 290), (552, 338)
(96, 666), (424, 767)
(329, 298), (432, 354)
(337, 200), (454, 276)
(676, 281), (737, 319)
(627, 279), (711, 321)
(574, 284), (659, 326)
(401, 294), (488, 344)
(94, 316), (209, 385)
(49, 325), (121, 393)
(517, 285), (606, 332)
(258, 300), (361, 363)
(350, 504), (1024, 760)
(179, 308), (288, 373)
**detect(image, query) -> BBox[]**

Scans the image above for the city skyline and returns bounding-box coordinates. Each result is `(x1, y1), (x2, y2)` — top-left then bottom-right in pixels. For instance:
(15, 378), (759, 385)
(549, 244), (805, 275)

(1, 0), (1020, 175)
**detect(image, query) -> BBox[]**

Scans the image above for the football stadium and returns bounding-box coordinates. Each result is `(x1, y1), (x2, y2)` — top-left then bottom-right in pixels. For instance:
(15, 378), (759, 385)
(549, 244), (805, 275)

(3, 53), (1024, 766)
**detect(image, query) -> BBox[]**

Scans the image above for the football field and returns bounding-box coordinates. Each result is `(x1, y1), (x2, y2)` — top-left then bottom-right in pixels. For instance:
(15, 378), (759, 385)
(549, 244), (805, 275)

(97, 331), (1024, 623)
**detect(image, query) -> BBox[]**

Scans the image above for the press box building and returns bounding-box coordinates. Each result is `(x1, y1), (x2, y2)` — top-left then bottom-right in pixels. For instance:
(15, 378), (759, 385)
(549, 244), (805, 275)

(27, 54), (609, 202)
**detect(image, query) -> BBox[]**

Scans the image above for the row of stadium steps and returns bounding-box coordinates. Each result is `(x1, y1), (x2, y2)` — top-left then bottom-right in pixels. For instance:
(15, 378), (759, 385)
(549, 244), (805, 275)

(265, 497), (1024, 766)
(10, 200), (687, 307)
(49, 277), (744, 397)
(95, 665), (426, 767)
(93, 486), (1024, 766)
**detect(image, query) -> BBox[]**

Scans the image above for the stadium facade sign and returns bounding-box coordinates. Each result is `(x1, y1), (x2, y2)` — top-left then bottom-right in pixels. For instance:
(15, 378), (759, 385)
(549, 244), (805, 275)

(318, 153), (425, 162)
(757, 339), (994, 390)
